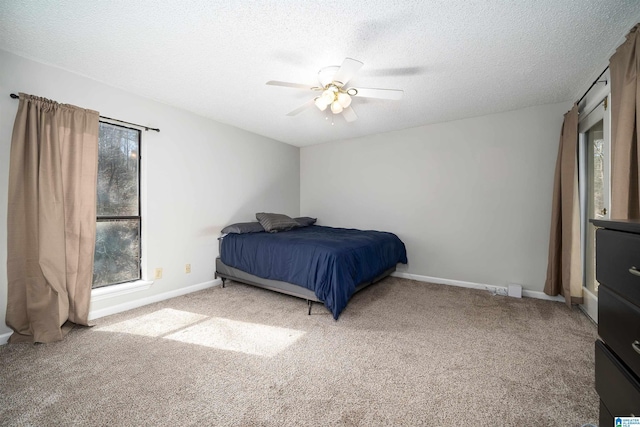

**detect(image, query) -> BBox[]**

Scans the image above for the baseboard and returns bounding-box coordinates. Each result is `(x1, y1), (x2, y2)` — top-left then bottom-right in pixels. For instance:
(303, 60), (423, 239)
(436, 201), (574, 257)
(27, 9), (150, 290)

(391, 272), (565, 303)
(88, 279), (222, 321)
(0, 331), (12, 345)
(580, 288), (598, 324)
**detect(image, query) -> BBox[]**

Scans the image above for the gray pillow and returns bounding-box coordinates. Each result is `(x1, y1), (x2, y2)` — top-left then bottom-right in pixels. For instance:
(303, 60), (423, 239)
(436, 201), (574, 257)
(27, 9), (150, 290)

(256, 212), (300, 233)
(294, 217), (317, 227)
(221, 222), (265, 234)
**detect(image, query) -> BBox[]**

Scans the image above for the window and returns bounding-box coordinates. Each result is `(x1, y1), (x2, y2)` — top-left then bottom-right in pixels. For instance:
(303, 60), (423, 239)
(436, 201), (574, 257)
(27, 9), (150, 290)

(578, 93), (611, 321)
(583, 115), (608, 294)
(92, 121), (141, 288)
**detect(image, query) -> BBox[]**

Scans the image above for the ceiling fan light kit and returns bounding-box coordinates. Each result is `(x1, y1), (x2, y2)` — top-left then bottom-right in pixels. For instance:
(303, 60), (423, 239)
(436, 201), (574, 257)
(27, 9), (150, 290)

(314, 97), (328, 111)
(337, 92), (352, 108)
(316, 85), (352, 114)
(266, 58), (403, 123)
(330, 99), (343, 114)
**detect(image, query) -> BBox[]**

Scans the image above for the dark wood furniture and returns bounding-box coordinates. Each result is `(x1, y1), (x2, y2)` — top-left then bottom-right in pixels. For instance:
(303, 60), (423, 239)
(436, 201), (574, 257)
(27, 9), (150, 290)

(592, 219), (640, 425)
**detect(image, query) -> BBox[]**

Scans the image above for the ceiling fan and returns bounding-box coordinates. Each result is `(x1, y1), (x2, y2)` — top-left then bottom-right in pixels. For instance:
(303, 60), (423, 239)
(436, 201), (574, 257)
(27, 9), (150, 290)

(266, 58), (404, 123)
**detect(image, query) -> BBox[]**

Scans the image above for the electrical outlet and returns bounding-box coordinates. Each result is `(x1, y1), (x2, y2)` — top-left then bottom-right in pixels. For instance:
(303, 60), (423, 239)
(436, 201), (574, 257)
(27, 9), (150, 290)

(154, 268), (163, 279)
(185, 264), (191, 274)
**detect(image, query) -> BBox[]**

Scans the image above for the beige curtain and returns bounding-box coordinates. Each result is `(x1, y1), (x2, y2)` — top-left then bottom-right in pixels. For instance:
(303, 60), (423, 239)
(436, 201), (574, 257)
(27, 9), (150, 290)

(544, 104), (582, 306)
(6, 93), (99, 343)
(610, 24), (640, 219)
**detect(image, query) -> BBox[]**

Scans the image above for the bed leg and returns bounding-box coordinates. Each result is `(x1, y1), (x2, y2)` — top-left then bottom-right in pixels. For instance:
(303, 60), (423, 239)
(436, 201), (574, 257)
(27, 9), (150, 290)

(221, 277), (226, 288)
(307, 300), (312, 315)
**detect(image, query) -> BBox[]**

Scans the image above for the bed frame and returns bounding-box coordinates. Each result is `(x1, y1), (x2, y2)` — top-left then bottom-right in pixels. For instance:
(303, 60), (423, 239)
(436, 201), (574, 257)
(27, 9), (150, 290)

(215, 257), (395, 315)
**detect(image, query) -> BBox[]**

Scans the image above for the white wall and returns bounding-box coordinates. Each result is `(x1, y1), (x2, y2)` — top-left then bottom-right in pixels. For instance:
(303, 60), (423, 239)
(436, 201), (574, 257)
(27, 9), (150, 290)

(0, 50), (300, 338)
(301, 101), (572, 293)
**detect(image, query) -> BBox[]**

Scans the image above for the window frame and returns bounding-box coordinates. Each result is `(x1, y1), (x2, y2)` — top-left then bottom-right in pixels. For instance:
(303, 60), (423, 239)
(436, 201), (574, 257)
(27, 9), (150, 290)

(577, 83), (611, 324)
(92, 119), (145, 290)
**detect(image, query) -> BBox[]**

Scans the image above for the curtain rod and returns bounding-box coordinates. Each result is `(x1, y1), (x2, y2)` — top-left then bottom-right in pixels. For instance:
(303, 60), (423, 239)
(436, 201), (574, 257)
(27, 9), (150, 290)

(576, 66), (609, 106)
(9, 93), (160, 132)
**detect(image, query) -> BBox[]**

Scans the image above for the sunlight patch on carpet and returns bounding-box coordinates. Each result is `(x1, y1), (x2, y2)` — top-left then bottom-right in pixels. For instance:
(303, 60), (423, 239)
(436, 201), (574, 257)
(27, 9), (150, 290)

(96, 308), (208, 337)
(164, 317), (306, 357)
(96, 308), (305, 356)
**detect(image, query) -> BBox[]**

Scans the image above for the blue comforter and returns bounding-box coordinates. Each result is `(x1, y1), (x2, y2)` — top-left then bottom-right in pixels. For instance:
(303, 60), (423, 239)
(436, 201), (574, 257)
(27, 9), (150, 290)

(220, 225), (407, 319)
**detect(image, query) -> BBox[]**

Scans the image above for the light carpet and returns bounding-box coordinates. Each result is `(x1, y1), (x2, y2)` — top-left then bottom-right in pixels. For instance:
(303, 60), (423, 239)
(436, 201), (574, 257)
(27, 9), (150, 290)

(0, 277), (598, 426)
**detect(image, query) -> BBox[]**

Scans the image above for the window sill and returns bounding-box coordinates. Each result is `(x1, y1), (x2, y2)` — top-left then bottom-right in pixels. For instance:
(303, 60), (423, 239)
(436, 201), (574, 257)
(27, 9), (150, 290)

(91, 279), (153, 303)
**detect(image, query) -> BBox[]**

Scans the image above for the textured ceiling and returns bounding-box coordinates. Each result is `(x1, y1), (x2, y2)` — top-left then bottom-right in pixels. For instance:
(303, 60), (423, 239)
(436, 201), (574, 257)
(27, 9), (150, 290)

(1, 1), (639, 147)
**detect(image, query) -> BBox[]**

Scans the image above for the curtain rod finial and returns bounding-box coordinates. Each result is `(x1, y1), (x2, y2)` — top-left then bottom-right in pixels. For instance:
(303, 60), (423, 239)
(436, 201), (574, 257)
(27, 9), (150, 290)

(10, 93), (19, 99)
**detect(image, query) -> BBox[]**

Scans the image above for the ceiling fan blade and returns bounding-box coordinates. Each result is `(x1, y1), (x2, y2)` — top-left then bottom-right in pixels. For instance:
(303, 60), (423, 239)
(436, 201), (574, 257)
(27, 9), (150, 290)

(266, 80), (314, 90)
(350, 87), (404, 100)
(286, 99), (315, 116)
(341, 106), (358, 122)
(332, 58), (364, 87)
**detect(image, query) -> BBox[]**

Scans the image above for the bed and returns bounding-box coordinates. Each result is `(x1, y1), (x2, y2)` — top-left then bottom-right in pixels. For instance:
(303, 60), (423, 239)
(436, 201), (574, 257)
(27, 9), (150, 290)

(215, 217), (407, 319)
